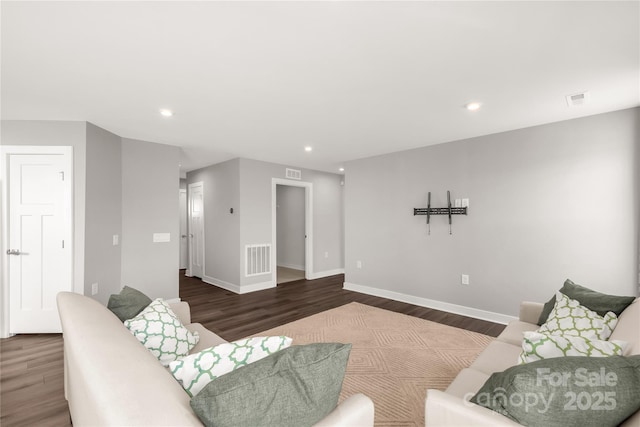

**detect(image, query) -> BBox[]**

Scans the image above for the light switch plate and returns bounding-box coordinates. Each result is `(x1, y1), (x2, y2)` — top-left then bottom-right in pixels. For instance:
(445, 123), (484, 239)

(153, 233), (171, 243)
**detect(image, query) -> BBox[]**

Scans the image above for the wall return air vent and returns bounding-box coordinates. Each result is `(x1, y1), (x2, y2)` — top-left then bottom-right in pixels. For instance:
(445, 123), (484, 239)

(286, 168), (302, 180)
(565, 91), (590, 107)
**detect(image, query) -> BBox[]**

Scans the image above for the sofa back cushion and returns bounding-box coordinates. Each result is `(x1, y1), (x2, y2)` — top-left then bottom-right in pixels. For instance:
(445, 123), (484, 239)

(609, 298), (640, 355)
(57, 292), (202, 426)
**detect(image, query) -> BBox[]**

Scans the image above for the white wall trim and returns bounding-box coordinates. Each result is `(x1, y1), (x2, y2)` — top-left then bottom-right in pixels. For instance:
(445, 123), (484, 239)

(277, 262), (305, 271)
(239, 280), (276, 294)
(203, 275), (275, 295)
(272, 178), (313, 281)
(343, 282), (517, 325)
(202, 275), (241, 294)
(307, 268), (345, 280)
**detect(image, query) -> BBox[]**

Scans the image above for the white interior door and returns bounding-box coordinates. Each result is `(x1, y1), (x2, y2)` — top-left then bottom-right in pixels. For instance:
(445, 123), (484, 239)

(188, 182), (204, 278)
(179, 189), (188, 269)
(3, 148), (73, 333)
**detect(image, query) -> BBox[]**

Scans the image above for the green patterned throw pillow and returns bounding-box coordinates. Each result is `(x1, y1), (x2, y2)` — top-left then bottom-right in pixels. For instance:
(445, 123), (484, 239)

(519, 331), (626, 364)
(538, 292), (618, 341)
(124, 298), (199, 366)
(169, 336), (293, 397)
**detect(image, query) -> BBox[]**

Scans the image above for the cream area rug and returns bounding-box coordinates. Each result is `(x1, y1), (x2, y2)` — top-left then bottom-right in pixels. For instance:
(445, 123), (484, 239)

(256, 302), (494, 427)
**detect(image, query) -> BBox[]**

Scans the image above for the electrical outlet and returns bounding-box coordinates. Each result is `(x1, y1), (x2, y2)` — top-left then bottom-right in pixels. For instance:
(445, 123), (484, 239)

(356, 260), (362, 269)
(324, 251), (329, 258)
(91, 283), (99, 295)
(461, 274), (470, 285)
(113, 234), (119, 246)
(462, 198), (469, 208)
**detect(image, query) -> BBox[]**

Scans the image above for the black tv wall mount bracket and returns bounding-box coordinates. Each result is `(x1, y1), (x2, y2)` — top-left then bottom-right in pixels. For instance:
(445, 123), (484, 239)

(413, 191), (467, 235)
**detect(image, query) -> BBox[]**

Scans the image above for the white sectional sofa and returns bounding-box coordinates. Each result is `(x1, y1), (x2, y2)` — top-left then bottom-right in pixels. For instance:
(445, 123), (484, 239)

(425, 298), (640, 426)
(57, 292), (374, 426)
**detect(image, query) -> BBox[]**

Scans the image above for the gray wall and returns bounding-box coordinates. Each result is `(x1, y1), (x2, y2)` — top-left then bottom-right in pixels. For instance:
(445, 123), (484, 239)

(1, 120), (87, 295)
(276, 185), (305, 270)
(187, 159), (241, 287)
(345, 108), (639, 318)
(2, 121), (185, 303)
(85, 123), (122, 304)
(239, 158), (344, 287)
(187, 158), (344, 291)
(120, 138), (181, 300)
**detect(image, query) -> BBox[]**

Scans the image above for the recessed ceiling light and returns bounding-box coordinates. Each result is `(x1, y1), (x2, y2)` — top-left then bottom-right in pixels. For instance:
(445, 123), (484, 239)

(304, 146), (313, 152)
(339, 167), (345, 172)
(160, 109), (173, 117)
(465, 102), (481, 111)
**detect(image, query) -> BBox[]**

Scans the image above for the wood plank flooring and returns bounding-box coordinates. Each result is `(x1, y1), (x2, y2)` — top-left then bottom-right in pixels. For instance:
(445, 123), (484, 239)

(181, 272), (505, 341)
(0, 272), (504, 426)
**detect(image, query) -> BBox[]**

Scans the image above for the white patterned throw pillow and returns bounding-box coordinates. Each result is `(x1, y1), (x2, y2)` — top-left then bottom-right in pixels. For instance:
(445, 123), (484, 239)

(537, 291), (618, 340)
(169, 336), (293, 397)
(125, 298), (199, 366)
(519, 331), (626, 364)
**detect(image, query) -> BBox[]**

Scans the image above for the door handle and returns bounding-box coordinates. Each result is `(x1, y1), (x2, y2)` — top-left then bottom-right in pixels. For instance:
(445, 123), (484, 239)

(6, 249), (22, 255)
(181, 235), (187, 238)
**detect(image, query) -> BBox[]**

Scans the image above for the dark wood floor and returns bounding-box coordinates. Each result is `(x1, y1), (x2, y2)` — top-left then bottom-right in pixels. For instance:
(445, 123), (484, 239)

(0, 272), (504, 426)
(181, 272), (505, 341)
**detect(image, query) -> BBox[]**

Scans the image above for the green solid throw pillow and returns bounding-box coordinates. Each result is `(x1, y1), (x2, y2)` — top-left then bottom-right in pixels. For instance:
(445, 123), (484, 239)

(170, 336), (293, 397)
(190, 343), (352, 427)
(537, 279), (636, 325)
(470, 355), (640, 427)
(107, 286), (152, 321)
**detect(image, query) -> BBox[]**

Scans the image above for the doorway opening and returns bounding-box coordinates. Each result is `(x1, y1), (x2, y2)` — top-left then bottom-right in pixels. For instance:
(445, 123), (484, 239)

(271, 179), (312, 285)
(187, 181), (204, 279)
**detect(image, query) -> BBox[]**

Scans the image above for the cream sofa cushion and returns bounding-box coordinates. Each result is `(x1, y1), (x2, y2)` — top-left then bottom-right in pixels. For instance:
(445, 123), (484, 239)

(496, 320), (538, 346)
(469, 341), (522, 375)
(609, 298), (640, 356)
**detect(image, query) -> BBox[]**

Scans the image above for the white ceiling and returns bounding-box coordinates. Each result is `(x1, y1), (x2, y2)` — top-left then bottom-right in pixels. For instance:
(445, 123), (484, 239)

(2, 1), (639, 175)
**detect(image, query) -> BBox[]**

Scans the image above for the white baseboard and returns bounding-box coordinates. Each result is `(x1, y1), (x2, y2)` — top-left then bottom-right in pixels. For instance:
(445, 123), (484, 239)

(277, 262), (305, 271)
(240, 280), (276, 294)
(202, 275), (275, 295)
(307, 268), (345, 280)
(165, 297), (181, 304)
(202, 275), (241, 294)
(343, 282), (516, 325)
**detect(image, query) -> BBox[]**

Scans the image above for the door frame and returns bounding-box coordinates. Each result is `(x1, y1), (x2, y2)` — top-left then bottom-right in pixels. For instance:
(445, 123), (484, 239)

(186, 181), (205, 278)
(179, 188), (188, 269)
(1, 145), (74, 338)
(271, 178), (313, 281)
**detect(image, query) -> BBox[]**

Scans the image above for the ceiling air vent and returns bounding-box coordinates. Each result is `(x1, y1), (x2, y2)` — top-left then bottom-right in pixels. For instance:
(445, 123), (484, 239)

(286, 168), (302, 180)
(565, 91), (590, 107)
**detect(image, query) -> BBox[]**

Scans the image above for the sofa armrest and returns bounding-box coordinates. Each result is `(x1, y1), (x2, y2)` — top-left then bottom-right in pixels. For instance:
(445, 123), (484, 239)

(169, 301), (192, 325)
(425, 389), (521, 426)
(313, 393), (375, 427)
(519, 301), (544, 324)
